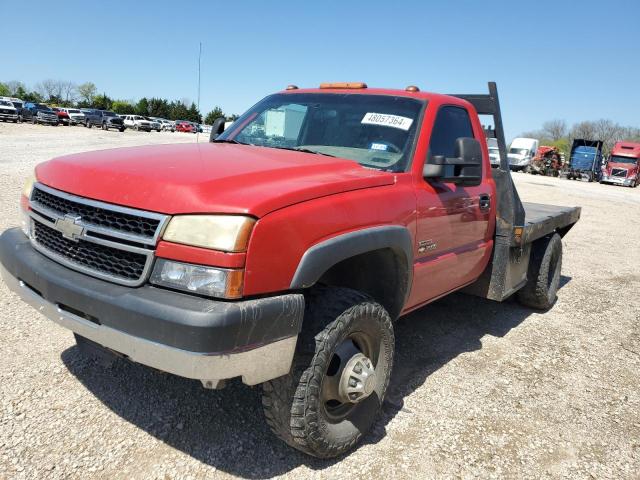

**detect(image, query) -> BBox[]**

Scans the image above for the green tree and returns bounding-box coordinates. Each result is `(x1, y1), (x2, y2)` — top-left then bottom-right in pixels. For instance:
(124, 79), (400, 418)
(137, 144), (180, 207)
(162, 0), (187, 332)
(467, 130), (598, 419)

(77, 82), (97, 104)
(204, 106), (224, 125)
(168, 100), (189, 121)
(148, 97), (170, 118)
(22, 90), (43, 103)
(111, 100), (136, 114)
(92, 93), (112, 110)
(187, 103), (202, 123)
(0, 82), (10, 96)
(135, 97), (150, 116)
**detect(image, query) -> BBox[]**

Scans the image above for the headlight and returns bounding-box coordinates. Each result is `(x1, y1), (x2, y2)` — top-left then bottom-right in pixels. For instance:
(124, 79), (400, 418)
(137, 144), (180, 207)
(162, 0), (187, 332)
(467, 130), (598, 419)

(150, 259), (243, 298)
(22, 173), (36, 200)
(162, 215), (255, 252)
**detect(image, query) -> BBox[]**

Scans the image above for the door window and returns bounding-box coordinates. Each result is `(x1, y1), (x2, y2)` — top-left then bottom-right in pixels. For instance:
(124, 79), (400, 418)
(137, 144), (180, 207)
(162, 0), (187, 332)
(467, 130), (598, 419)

(428, 106), (474, 161)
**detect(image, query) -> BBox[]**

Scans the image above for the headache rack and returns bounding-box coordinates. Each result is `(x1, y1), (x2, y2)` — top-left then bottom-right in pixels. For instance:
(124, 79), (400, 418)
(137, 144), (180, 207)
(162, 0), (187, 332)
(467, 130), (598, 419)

(450, 83), (580, 302)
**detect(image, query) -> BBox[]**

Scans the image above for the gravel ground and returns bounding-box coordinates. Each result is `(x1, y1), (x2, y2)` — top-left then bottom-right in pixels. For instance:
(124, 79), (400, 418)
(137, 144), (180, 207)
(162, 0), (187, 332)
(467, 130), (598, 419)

(1, 122), (639, 479)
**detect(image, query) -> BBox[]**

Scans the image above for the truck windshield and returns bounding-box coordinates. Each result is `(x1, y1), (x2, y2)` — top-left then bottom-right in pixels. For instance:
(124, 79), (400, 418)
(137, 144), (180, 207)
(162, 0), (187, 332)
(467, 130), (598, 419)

(219, 93), (424, 171)
(509, 148), (529, 155)
(609, 155), (636, 164)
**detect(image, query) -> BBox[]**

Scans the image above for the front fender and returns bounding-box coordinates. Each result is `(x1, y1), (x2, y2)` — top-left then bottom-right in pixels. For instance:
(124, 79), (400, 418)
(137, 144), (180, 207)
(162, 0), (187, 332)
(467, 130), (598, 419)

(290, 225), (413, 289)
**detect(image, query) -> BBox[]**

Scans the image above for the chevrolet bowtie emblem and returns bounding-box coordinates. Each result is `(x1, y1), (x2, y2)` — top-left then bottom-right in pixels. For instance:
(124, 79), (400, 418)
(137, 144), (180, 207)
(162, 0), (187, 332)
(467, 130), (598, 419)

(55, 214), (85, 242)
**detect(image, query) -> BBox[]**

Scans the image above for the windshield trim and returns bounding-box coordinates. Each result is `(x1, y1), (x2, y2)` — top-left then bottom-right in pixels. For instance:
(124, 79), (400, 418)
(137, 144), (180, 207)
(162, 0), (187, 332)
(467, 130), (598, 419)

(219, 92), (427, 173)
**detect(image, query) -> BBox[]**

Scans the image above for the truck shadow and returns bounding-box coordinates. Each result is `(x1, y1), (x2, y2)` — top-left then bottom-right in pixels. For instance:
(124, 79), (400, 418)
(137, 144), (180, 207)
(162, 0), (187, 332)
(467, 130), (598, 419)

(61, 276), (571, 478)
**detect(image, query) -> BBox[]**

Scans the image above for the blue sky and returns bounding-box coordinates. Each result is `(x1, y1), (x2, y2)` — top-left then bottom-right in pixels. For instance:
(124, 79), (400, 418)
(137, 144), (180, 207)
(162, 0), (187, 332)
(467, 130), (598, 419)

(4, 0), (639, 140)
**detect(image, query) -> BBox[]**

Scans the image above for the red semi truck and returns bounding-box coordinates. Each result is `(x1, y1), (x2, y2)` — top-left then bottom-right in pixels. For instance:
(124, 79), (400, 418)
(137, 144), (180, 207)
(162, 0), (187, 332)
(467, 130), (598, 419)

(0, 82), (580, 458)
(600, 141), (640, 187)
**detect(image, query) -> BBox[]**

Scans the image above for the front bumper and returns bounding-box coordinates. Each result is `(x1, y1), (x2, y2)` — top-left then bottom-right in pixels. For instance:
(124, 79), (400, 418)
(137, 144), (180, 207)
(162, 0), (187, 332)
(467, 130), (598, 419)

(37, 116), (59, 124)
(601, 175), (635, 186)
(0, 112), (18, 120)
(0, 228), (303, 387)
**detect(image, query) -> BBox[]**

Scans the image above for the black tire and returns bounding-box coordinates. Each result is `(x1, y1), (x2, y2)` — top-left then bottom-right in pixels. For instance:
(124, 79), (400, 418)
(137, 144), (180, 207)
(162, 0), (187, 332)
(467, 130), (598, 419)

(262, 286), (394, 458)
(31, 116), (36, 125)
(86, 121), (92, 128)
(119, 127), (125, 132)
(517, 233), (563, 310)
(102, 122), (107, 130)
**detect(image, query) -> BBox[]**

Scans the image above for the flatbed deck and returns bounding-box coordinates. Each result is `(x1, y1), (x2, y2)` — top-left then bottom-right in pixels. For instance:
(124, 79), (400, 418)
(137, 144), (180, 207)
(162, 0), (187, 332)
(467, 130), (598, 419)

(522, 202), (581, 244)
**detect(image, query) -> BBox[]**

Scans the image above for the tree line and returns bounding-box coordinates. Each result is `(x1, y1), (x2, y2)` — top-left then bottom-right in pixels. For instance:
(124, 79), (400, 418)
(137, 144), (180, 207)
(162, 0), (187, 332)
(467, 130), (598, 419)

(0, 79), (236, 125)
(520, 119), (640, 158)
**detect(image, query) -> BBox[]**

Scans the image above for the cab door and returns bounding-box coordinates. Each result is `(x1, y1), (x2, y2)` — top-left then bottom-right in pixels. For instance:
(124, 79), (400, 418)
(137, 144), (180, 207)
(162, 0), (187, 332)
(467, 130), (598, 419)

(407, 105), (494, 308)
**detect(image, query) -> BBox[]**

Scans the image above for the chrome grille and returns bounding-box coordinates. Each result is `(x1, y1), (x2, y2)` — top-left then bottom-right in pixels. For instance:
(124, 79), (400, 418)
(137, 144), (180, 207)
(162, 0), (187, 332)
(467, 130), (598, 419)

(28, 183), (168, 286)
(612, 168), (628, 178)
(32, 185), (160, 239)
(33, 221), (147, 281)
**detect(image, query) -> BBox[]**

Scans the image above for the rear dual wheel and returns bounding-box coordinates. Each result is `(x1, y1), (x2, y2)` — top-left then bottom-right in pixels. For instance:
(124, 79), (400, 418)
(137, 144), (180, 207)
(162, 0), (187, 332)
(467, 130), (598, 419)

(262, 287), (394, 458)
(517, 233), (562, 310)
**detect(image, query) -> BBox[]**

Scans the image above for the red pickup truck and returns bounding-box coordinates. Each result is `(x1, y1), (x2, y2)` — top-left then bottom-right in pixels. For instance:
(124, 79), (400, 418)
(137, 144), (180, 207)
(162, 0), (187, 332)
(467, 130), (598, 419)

(0, 82), (580, 458)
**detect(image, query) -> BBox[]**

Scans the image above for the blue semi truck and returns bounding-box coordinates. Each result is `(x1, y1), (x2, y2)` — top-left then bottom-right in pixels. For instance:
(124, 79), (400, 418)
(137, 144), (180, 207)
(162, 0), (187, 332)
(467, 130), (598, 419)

(566, 139), (604, 182)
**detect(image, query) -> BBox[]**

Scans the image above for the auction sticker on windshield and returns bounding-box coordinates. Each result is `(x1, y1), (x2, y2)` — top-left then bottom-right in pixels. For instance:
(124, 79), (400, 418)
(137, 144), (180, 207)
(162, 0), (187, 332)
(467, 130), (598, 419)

(361, 112), (413, 131)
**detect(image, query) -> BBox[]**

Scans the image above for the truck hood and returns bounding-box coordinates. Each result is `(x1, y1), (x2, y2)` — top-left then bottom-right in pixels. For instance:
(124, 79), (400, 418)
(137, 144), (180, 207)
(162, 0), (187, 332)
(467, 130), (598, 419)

(35, 143), (395, 217)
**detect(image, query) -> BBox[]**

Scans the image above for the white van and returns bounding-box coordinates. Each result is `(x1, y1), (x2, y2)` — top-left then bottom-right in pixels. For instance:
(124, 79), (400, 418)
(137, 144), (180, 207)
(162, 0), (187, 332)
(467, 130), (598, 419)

(508, 137), (539, 172)
(487, 138), (501, 167)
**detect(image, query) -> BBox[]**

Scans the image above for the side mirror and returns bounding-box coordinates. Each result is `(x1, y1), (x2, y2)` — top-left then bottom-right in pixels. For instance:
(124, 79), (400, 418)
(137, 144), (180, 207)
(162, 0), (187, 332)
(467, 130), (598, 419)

(423, 137), (483, 186)
(209, 117), (226, 142)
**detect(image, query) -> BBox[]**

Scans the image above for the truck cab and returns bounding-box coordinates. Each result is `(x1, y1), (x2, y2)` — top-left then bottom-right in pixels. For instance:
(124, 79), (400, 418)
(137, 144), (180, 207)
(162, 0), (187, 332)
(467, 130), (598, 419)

(508, 137), (539, 172)
(600, 141), (640, 187)
(0, 82), (580, 458)
(566, 139), (603, 182)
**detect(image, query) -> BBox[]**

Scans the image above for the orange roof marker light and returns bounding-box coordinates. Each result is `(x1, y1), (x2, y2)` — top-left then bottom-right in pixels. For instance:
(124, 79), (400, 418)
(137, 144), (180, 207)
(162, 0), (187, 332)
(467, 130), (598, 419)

(319, 82), (368, 89)
(286, 85), (299, 90)
(405, 85), (420, 92)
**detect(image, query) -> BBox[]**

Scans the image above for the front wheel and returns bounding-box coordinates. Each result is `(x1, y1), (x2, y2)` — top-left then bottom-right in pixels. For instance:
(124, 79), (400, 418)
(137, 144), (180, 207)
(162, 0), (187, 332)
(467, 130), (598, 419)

(86, 121), (92, 128)
(517, 233), (563, 310)
(262, 287), (394, 458)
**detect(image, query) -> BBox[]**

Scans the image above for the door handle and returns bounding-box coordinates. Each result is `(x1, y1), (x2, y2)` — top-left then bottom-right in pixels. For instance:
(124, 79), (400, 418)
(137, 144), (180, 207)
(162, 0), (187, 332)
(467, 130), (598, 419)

(479, 194), (491, 211)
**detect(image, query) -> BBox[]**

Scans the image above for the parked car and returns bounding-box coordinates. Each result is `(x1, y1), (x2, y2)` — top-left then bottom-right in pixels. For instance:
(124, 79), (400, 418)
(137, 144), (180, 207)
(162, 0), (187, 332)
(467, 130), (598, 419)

(0, 99), (19, 122)
(144, 117), (162, 132)
(1, 97), (24, 119)
(81, 109), (101, 128)
(600, 141), (640, 187)
(0, 82), (581, 458)
(150, 117), (174, 132)
(60, 108), (85, 126)
(21, 103), (59, 125)
(83, 109), (125, 131)
(122, 115), (153, 131)
(175, 120), (196, 133)
(507, 137), (539, 172)
(99, 111), (125, 131)
(51, 107), (71, 126)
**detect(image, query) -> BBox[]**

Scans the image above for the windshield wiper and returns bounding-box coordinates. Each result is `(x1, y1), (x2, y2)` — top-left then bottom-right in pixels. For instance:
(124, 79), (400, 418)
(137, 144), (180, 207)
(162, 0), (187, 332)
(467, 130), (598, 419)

(264, 146), (336, 158)
(211, 139), (252, 145)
